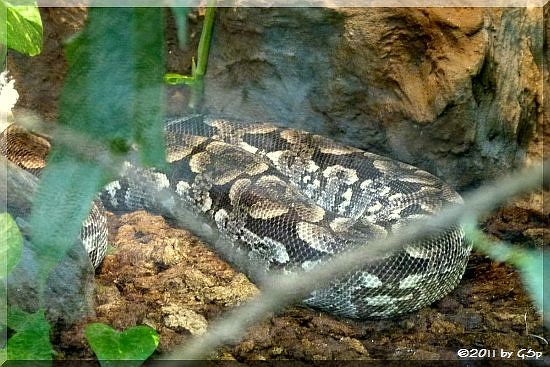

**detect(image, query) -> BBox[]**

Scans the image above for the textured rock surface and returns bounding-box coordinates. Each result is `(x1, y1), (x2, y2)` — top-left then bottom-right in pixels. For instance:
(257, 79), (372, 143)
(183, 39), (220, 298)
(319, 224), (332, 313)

(11, 8), (543, 189)
(58, 208), (547, 360)
(7, 235), (96, 326)
(195, 7), (544, 189)
(84, 211), (259, 353)
(1, 158), (96, 326)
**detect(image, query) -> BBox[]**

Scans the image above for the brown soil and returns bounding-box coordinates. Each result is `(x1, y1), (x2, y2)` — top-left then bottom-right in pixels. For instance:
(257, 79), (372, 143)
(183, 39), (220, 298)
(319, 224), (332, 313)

(56, 206), (548, 362)
(7, 7), (549, 363)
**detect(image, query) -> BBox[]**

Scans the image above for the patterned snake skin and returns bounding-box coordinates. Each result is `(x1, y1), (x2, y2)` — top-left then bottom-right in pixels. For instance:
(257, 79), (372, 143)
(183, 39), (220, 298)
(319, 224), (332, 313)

(101, 115), (471, 318)
(2, 115), (471, 318)
(1, 124), (108, 268)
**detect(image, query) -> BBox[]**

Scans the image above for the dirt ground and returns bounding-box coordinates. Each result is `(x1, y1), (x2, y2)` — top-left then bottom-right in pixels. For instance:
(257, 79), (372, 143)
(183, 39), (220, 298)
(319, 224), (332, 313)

(6, 7), (549, 363)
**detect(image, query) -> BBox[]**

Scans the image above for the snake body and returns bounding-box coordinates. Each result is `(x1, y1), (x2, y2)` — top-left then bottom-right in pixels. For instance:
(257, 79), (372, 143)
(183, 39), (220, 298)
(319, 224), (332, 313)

(3, 116), (471, 318)
(102, 115), (470, 318)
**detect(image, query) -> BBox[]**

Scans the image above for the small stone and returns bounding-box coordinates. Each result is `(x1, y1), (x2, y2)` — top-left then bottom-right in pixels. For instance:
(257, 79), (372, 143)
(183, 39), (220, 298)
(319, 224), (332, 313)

(429, 314), (464, 334)
(340, 337), (369, 355)
(437, 296), (461, 313)
(270, 346), (284, 356)
(162, 305), (208, 335)
(236, 340), (255, 354)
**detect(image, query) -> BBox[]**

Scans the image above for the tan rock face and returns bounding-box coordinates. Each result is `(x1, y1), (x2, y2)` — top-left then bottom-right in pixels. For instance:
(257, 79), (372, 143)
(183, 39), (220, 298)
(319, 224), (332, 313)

(199, 7), (543, 189)
(336, 8), (487, 125)
(9, 7), (543, 189)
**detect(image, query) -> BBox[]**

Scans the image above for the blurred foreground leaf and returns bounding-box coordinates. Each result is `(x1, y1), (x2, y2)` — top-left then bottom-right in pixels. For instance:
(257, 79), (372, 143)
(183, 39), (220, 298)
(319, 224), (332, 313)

(518, 250), (549, 328)
(85, 323), (159, 367)
(29, 8), (166, 286)
(0, 0), (43, 57)
(4, 309), (53, 360)
(0, 213), (22, 279)
(465, 224), (549, 328)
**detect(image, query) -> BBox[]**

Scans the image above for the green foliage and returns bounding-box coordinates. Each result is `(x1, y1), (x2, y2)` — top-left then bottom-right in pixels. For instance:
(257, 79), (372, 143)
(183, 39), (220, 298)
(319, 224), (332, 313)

(29, 7), (167, 291)
(30, 158), (104, 288)
(60, 7), (166, 167)
(2, 309), (53, 361)
(0, 213), (22, 279)
(519, 251), (549, 327)
(0, 217), (51, 363)
(464, 223), (549, 328)
(0, 213), (23, 335)
(85, 323), (159, 367)
(0, 3), (546, 363)
(164, 6), (216, 109)
(2, 8), (171, 365)
(0, 0), (43, 59)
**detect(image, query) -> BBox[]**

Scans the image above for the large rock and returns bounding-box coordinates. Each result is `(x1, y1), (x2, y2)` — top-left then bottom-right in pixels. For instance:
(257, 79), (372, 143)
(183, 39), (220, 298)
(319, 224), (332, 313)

(1, 156), (96, 326)
(7, 234), (96, 326)
(8, 7), (544, 190)
(197, 7), (543, 189)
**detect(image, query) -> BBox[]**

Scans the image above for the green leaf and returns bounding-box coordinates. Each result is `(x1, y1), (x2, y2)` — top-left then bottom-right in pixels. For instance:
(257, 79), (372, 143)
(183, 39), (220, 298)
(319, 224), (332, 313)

(0, 213), (23, 279)
(0, 0), (43, 56)
(517, 250), (549, 329)
(58, 7), (166, 167)
(465, 224), (550, 329)
(6, 309), (53, 360)
(130, 8), (167, 167)
(0, 287), (6, 329)
(62, 30), (82, 63)
(164, 72), (195, 86)
(85, 323), (159, 366)
(30, 8), (167, 282)
(0, 347), (6, 366)
(29, 157), (105, 282)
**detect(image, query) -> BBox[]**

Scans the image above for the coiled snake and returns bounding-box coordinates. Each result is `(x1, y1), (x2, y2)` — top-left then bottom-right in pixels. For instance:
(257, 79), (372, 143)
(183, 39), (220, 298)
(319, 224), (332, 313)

(2, 115), (471, 319)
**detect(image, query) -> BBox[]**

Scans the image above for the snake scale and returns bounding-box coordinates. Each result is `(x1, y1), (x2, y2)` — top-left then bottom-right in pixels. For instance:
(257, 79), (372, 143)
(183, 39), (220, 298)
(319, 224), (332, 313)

(3, 115), (471, 319)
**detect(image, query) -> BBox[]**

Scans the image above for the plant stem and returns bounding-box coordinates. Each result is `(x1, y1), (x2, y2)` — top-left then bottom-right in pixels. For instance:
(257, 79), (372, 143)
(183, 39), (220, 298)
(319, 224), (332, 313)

(188, 4), (216, 110)
(165, 3), (217, 109)
(196, 5), (216, 78)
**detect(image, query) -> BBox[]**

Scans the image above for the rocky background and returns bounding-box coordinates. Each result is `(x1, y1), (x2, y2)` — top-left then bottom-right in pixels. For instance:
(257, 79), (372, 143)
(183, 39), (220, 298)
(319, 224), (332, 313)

(11, 8), (546, 190)
(189, 7), (544, 190)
